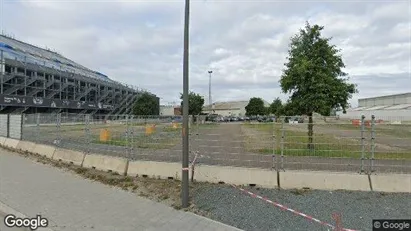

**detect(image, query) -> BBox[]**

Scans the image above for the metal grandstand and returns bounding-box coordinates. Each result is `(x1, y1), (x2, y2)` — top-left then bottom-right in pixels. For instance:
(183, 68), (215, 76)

(0, 34), (159, 116)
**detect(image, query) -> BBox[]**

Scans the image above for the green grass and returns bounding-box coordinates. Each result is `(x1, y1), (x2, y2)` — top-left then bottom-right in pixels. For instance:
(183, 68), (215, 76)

(242, 123), (411, 160)
(324, 124), (411, 138)
(93, 134), (180, 149)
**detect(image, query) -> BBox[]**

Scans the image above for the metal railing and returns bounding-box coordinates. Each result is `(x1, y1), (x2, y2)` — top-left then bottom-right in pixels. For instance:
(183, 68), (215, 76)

(20, 113), (411, 174)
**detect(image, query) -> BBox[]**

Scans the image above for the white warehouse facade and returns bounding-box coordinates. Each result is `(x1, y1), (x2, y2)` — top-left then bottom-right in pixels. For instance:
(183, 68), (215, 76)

(337, 93), (411, 121)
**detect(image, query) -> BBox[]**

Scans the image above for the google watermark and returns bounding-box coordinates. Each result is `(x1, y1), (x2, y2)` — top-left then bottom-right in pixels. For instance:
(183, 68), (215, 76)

(373, 220), (411, 231)
(3, 214), (49, 230)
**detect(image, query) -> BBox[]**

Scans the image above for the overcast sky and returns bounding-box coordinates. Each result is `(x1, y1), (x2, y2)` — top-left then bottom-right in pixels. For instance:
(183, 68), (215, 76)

(1, 0), (410, 107)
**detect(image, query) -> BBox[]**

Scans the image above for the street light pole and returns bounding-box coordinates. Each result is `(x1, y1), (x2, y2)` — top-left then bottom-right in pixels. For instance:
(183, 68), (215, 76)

(208, 70), (212, 113)
(181, 0), (190, 209)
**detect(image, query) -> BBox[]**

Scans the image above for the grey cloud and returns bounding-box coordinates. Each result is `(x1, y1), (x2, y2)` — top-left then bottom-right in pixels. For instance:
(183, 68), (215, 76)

(3, 0), (410, 106)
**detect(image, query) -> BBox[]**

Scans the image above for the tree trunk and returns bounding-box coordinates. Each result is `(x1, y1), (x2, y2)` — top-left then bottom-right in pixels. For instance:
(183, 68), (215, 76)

(307, 113), (314, 150)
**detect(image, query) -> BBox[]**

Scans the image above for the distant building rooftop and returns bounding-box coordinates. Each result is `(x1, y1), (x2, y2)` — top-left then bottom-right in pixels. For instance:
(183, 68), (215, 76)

(203, 100), (270, 111)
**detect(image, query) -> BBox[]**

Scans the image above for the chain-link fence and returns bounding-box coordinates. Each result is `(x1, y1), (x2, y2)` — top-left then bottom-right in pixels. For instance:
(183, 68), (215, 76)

(21, 113), (411, 173)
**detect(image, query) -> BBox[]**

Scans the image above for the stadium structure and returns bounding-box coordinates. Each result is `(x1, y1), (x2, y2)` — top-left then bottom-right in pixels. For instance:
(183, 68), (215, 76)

(0, 34), (159, 116)
(337, 93), (411, 120)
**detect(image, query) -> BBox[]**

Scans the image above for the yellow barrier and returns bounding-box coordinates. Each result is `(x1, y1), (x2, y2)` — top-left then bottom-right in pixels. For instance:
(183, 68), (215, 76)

(145, 124), (156, 135)
(99, 129), (110, 142)
(172, 123), (179, 129)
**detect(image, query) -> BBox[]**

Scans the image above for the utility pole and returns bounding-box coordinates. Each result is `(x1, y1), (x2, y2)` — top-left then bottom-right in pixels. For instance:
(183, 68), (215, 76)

(208, 70), (212, 113)
(181, 0), (190, 208)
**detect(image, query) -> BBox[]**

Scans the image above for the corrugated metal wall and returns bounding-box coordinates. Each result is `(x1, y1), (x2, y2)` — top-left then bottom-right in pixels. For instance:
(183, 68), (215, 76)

(337, 109), (411, 121)
(359, 94), (411, 107)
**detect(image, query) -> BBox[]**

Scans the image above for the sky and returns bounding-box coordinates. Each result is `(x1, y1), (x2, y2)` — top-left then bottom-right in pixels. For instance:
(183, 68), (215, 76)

(0, 0), (410, 107)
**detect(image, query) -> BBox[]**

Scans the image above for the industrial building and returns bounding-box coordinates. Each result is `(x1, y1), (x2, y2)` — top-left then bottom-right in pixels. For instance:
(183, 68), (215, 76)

(160, 105), (181, 116)
(337, 93), (411, 121)
(0, 34), (159, 115)
(203, 100), (270, 117)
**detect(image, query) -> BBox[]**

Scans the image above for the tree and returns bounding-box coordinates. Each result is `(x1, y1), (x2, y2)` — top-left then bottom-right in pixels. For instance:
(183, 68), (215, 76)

(132, 92), (160, 116)
(269, 97), (283, 119)
(245, 97), (266, 116)
(180, 91), (205, 115)
(279, 22), (357, 150)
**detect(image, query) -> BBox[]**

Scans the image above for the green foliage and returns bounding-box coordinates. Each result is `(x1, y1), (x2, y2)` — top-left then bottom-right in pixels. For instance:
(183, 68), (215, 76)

(132, 92), (160, 116)
(180, 91), (205, 115)
(269, 97), (283, 117)
(245, 97), (266, 116)
(279, 22), (357, 149)
(279, 22), (357, 116)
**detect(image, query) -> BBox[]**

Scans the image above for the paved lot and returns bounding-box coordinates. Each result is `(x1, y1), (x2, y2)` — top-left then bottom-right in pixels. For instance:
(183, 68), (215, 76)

(22, 123), (411, 173)
(0, 148), (241, 231)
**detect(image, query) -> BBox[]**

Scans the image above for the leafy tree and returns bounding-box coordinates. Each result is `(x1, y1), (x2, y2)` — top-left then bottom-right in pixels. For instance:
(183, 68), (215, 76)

(132, 92), (160, 116)
(180, 91), (205, 115)
(245, 97), (266, 116)
(279, 22), (357, 150)
(264, 107), (271, 116)
(269, 97), (283, 119)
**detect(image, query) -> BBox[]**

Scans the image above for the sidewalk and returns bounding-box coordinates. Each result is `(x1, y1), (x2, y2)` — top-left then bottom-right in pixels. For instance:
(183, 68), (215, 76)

(0, 149), (241, 231)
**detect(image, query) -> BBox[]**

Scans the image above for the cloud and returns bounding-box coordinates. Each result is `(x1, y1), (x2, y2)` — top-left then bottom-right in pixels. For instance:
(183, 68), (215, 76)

(1, 0), (410, 108)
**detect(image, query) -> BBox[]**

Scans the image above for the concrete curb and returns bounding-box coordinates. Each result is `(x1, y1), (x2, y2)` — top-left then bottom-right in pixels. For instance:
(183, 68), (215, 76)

(280, 170), (371, 191)
(3, 138), (19, 149)
(83, 153), (129, 175)
(52, 148), (85, 166)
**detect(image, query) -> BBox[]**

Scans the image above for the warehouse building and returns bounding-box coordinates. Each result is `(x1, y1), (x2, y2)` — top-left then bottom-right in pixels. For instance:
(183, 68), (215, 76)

(203, 100), (270, 117)
(337, 93), (411, 121)
(159, 105), (181, 116)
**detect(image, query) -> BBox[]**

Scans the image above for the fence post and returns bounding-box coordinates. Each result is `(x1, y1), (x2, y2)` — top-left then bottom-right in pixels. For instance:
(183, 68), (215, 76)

(360, 115), (365, 173)
(125, 115), (130, 159)
(85, 114), (90, 153)
(370, 115), (376, 173)
(36, 113), (40, 143)
(280, 117), (285, 170)
(130, 115), (134, 160)
(272, 120), (276, 170)
(6, 114), (10, 138)
(56, 113), (61, 147)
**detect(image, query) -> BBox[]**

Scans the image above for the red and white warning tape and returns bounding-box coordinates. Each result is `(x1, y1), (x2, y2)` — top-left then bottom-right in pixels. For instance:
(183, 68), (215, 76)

(231, 184), (358, 231)
(182, 151), (199, 171)
(191, 153), (359, 231)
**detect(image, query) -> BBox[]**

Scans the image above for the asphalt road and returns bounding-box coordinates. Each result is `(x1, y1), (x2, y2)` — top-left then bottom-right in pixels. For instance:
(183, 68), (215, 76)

(0, 208), (31, 231)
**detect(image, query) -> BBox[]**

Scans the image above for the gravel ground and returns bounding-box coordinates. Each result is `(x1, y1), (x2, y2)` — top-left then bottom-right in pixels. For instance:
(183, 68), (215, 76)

(193, 185), (411, 231)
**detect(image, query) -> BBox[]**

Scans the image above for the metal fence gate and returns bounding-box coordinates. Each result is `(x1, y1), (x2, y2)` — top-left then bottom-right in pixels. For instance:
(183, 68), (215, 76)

(0, 114), (23, 139)
(0, 114), (7, 137)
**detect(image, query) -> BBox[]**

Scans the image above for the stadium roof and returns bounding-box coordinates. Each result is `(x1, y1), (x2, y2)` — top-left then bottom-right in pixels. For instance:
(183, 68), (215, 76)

(0, 35), (113, 83)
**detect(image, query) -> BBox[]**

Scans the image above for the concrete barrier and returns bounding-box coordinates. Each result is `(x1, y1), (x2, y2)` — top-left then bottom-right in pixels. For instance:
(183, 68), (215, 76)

(127, 161), (278, 188)
(3, 138), (20, 149)
(280, 170), (370, 191)
(195, 165), (278, 188)
(32, 144), (56, 159)
(52, 148), (85, 166)
(127, 161), (181, 179)
(0, 136), (6, 146)
(371, 174), (411, 193)
(16, 141), (36, 153)
(83, 154), (128, 175)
